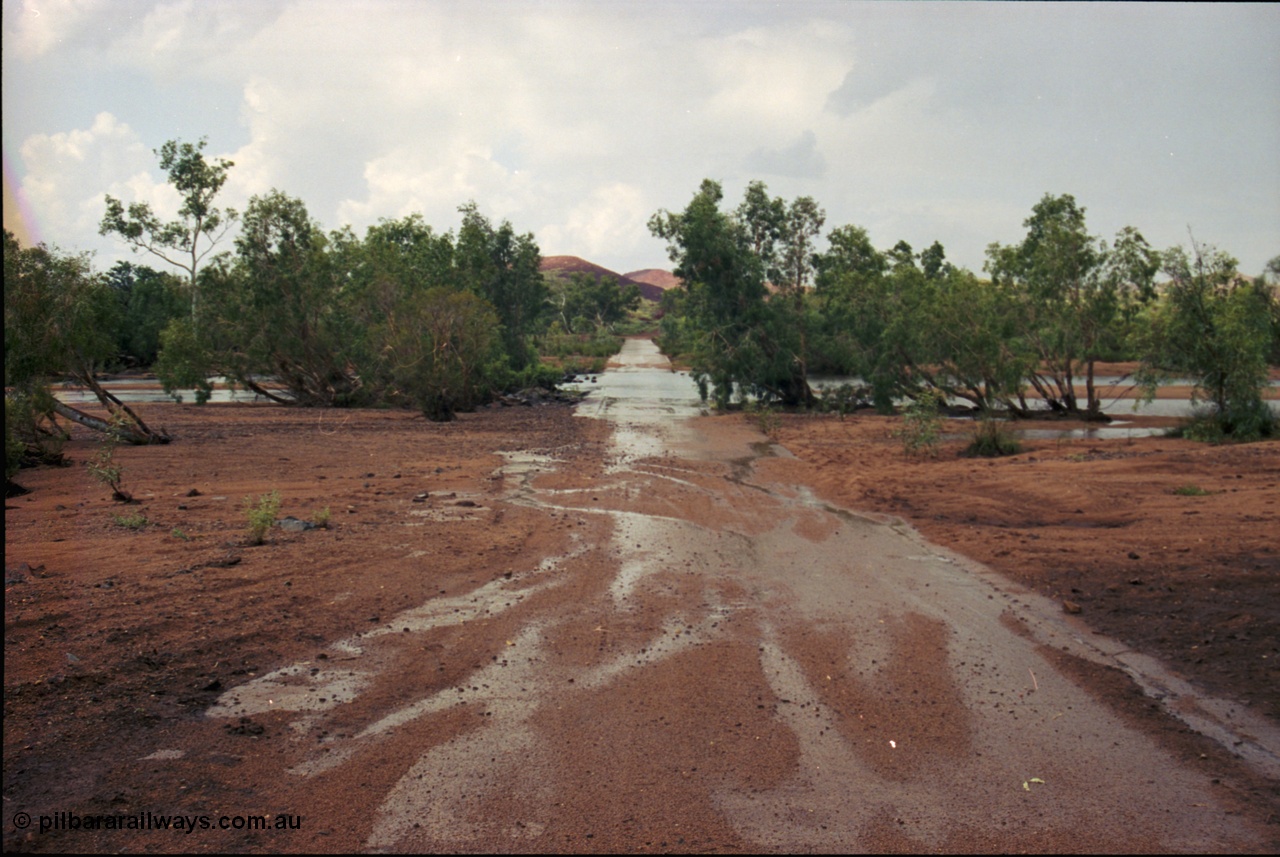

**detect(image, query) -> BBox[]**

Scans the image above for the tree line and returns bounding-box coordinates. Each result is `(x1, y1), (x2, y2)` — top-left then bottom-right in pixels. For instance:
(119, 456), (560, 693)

(6, 141), (1277, 486)
(651, 179), (1279, 440)
(8, 138), (635, 487)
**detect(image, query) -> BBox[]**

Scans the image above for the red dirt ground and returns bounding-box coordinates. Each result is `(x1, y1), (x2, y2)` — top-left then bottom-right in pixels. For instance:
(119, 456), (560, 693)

(4, 391), (1278, 852)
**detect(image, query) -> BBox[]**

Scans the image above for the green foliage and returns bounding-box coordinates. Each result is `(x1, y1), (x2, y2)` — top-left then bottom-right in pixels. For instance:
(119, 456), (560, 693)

(649, 180), (816, 408)
(5, 390), (68, 473)
(104, 262), (187, 367)
(87, 412), (142, 502)
(382, 287), (505, 421)
(4, 230), (165, 444)
(985, 194), (1160, 418)
(506, 361), (572, 391)
(897, 388), (945, 458)
(537, 324), (624, 364)
(1136, 242), (1275, 441)
(111, 512), (149, 530)
(1173, 483), (1210, 496)
(153, 316), (214, 403)
(552, 273), (641, 334)
(244, 490), (282, 546)
(1264, 255), (1280, 365)
(204, 190), (362, 406)
(99, 137), (237, 315)
(148, 198), (548, 414)
(964, 416), (1023, 458)
(4, 230), (119, 390)
(312, 507), (331, 529)
(455, 202), (546, 368)
(87, 443), (131, 503)
(171, 528), (192, 541)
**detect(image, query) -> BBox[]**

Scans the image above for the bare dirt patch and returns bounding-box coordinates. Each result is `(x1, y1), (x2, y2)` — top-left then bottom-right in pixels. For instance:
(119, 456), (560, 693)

(4, 402), (610, 853)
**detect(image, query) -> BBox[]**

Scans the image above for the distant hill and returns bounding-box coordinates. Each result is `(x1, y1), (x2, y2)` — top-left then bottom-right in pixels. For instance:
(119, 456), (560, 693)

(539, 255), (667, 302)
(624, 269), (683, 292)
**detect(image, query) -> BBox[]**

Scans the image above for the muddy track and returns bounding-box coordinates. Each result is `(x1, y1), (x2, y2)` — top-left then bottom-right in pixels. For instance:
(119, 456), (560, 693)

(182, 339), (1275, 852)
(7, 340), (1276, 853)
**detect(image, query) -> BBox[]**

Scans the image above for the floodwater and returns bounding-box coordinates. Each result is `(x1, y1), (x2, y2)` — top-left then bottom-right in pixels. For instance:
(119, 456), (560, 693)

(195, 337), (1278, 850)
(52, 377), (275, 404)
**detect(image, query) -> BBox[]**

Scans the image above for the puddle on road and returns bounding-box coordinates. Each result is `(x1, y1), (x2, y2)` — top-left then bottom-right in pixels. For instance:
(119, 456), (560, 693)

(204, 535), (587, 728)
(197, 338), (1277, 851)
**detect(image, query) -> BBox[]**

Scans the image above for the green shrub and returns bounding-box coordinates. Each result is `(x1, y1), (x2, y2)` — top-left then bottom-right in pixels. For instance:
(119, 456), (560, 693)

(897, 388), (945, 458)
(6, 390), (68, 471)
(111, 512), (148, 530)
(965, 415), (1022, 457)
(244, 490), (282, 545)
(87, 439), (133, 503)
(1173, 483), (1210, 496)
(313, 506), (331, 529)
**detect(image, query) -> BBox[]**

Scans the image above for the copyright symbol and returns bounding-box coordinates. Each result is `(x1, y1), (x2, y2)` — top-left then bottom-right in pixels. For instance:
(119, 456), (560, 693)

(13, 812), (32, 829)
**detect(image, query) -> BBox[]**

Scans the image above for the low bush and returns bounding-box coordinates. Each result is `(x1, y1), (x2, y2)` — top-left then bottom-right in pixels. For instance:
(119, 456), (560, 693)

(897, 388), (944, 458)
(244, 490), (282, 546)
(964, 416), (1022, 457)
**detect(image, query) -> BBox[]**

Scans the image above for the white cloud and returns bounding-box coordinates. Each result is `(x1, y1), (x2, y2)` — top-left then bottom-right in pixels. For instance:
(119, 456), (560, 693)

(539, 183), (649, 263)
(18, 112), (173, 252)
(4, 0), (106, 59)
(6, 2), (1278, 276)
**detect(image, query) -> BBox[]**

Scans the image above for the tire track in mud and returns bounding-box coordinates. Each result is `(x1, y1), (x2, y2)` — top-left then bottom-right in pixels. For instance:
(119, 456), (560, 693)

(195, 339), (1275, 852)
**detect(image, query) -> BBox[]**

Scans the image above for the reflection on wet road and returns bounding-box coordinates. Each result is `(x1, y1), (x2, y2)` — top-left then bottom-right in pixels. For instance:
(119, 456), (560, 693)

(202, 338), (1277, 851)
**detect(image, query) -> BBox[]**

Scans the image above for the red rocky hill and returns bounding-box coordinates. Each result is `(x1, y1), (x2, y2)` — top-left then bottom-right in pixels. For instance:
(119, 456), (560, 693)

(539, 256), (667, 303)
(624, 269), (683, 292)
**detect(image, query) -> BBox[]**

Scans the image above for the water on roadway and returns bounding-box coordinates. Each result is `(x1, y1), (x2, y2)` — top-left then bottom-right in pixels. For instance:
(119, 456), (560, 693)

(198, 338), (1276, 851)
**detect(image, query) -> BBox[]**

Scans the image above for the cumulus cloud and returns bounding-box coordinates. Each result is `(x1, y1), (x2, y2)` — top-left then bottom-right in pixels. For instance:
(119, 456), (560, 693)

(18, 112), (173, 253)
(539, 183), (650, 262)
(4, 0), (107, 60)
(6, 2), (1278, 276)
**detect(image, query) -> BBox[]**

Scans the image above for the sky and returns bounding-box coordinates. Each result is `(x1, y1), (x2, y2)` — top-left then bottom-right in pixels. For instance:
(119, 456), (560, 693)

(4, 0), (1278, 280)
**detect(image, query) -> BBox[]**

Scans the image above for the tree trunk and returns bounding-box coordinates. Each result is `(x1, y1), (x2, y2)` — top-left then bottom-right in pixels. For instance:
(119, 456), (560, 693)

(52, 400), (131, 439)
(240, 376), (295, 405)
(59, 375), (170, 444)
(1082, 359), (1110, 422)
(77, 373), (170, 447)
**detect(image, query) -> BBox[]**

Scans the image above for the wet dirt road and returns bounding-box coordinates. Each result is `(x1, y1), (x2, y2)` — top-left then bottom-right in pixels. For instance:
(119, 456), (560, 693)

(204, 338), (1277, 852)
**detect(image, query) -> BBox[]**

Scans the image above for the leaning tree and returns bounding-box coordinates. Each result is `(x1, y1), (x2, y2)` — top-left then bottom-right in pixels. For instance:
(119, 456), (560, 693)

(4, 230), (168, 446)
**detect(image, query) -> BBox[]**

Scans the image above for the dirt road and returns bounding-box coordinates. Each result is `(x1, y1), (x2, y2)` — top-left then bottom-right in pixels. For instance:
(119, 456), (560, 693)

(5, 339), (1277, 852)
(208, 339), (1277, 851)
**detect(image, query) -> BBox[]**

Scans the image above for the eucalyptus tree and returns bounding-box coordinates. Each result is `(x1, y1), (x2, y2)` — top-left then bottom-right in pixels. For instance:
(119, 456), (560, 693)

(986, 194), (1159, 419)
(4, 230), (167, 444)
(650, 179), (771, 406)
(455, 202), (546, 368)
(775, 195), (825, 402)
(892, 264), (1032, 414)
(99, 137), (237, 325)
(812, 224), (893, 408)
(217, 190), (359, 405)
(1137, 241), (1274, 440)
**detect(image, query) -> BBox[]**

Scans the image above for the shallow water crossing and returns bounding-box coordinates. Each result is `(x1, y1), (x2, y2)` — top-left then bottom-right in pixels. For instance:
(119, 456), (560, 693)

(197, 338), (1277, 851)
